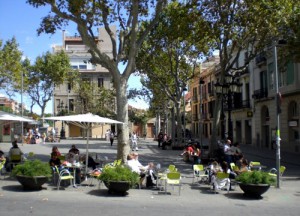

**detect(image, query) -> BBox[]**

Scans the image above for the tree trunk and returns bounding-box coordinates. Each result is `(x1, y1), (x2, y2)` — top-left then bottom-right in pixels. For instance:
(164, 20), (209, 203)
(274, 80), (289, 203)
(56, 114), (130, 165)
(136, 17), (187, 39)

(116, 78), (130, 162)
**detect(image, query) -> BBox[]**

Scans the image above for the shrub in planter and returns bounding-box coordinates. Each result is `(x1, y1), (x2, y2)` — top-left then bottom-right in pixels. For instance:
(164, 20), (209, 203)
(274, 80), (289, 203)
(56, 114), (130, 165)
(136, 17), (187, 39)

(235, 171), (276, 185)
(98, 165), (139, 194)
(235, 171), (276, 198)
(12, 159), (52, 190)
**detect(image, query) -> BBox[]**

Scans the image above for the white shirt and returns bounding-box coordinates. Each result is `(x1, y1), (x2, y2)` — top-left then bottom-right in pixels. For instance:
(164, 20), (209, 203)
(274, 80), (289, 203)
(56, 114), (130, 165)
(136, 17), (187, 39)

(127, 159), (141, 174)
(131, 134), (137, 141)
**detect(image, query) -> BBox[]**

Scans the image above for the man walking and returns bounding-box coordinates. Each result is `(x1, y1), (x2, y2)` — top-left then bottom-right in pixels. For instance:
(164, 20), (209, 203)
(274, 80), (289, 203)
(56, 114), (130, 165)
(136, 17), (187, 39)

(110, 131), (114, 146)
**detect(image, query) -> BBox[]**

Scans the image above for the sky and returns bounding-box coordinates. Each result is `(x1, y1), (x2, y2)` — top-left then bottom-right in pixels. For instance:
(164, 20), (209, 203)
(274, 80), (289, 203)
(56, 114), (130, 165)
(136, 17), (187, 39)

(0, 0), (148, 115)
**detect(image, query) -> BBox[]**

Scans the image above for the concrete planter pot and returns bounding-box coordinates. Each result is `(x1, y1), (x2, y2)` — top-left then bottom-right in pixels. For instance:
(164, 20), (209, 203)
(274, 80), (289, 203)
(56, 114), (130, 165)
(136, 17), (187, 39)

(16, 175), (49, 190)
(239, 183), (270, 198)
(104, 181), (131, 195)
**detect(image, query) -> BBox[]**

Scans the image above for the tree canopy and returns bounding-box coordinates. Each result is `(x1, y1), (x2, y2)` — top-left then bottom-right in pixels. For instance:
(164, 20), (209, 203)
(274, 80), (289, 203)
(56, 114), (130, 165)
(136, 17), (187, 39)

(27, 0), (168, 160)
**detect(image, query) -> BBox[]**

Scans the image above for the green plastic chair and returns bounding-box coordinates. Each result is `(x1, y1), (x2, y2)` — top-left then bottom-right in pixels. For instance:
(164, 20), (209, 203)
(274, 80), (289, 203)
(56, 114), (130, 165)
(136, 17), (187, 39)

(56, 167), (74, 190)
(193, 164), (208, 184)
(268, 166), (286, 178)
(0, 159), (6, 179)
(168, 164), (176, 172)
(165, 172), (181, 195)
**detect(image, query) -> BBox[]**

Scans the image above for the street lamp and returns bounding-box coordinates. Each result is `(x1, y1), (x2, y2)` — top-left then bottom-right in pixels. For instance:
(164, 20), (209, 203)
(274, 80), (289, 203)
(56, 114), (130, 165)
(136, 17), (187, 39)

(215, 74), (242, 142)
(273, 39), (287, 188)
(199, 79), (205, 144)
(57, 101), (68, 139)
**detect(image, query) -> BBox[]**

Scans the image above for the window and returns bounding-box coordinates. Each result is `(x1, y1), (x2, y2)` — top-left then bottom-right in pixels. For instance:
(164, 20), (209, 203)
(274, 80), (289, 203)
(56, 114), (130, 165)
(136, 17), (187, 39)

(287, 61), (294, 85)
(71, 65), (78, 69)
(268, 63), (274, 90)
(82, 77), (91, 83)
(67, 83), (72, 92)
(289, 101), (298, 118)
(69, 99), (74, 112)
(98, 78), (104, 88)
(279, 65), (286, 87)
(79, 64), (87, 70)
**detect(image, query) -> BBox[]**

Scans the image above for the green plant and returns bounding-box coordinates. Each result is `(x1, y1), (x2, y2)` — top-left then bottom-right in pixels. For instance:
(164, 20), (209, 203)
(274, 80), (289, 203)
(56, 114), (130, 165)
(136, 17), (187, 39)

(236, 171), (276, 185)
(97, 165), (139, 187)
(12, 159), (52, 178)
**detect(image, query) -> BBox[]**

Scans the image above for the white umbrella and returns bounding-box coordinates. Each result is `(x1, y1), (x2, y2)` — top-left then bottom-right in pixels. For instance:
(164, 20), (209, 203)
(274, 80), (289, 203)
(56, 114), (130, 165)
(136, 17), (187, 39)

(0, 111), (34, 122)
(44, 113), (124, 176)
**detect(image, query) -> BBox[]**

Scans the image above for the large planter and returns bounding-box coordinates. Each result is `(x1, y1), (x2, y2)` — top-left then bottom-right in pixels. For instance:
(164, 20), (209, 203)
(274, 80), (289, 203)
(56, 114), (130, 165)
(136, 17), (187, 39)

(104, 181), (131, 195)
(16, 175), (49, 190)
(239, 183), (270, 198)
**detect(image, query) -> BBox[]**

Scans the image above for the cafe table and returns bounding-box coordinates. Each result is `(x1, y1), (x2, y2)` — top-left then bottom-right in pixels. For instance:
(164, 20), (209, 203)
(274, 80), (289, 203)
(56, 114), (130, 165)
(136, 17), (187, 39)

(65, 162), (82, 187)
(250, 165), (267, 171)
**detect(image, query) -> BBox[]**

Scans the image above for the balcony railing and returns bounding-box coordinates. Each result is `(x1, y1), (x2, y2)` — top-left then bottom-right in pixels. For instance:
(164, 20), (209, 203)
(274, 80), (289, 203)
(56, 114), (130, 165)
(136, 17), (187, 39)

(252, 88), (268, 100)
(192, 114), (199, 121)
(255, 52), (267, 66)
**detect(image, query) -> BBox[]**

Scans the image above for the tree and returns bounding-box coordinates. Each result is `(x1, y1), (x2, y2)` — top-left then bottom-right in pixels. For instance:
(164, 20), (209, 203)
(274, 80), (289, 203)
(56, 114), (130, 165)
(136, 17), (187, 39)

(25, 51), (75, 118)
(27, 0), (168, 161)
(73, 80), (115, 117)
(135, 2), (211, 144)
(191, 0), (298, 154)
(0, 37), (23, 97)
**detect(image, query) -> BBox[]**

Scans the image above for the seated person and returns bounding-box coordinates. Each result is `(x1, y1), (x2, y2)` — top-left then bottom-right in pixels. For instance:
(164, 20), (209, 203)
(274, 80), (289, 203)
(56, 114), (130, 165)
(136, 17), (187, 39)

(69, 145), (80, 155)
(235, 158), (249, 175)
(162, 136), (172, 150)
(52, 146), (61, 156)
(126, 153), (149, 187)
(8, 141), (24, 171)
(211, 161), (230, 191)
(0, 149), (5, 162)
(49, 152), (63, 172)
(64, 152), (81, 185)
(9, 140), (23, 162)
(81, 154), (100, 170)
(180, 144), (194, 161)
(146, 162), (157, 188)
(49, 152), (62, 167)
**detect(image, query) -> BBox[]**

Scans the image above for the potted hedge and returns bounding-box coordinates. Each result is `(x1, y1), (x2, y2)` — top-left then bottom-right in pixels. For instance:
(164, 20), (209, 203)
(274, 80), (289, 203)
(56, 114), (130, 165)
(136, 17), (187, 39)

(12, 159), (52, 190)
(98, 165), (139, 195)
(235, 171), (276, 198)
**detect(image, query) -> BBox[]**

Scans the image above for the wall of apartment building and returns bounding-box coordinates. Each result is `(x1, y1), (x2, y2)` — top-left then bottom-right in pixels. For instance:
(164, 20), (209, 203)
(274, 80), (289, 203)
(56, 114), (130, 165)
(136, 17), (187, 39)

(251, 54), (300, 153)
(53, 27), (115, 138)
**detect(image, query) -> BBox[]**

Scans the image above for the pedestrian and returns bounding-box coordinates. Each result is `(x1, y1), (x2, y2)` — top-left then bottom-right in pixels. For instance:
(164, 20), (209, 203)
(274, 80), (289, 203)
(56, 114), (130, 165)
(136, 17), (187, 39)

(157, 130), (163, 148)
(224, 139), (233, 165)
(110, 131), (114, 146)
(131, 131), (138, 151)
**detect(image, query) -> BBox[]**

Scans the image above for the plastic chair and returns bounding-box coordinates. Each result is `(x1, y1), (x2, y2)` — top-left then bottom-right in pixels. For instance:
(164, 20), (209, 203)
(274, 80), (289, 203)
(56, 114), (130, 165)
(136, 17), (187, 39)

(27, 152), (35, 160)
(0, 159), (6, 179)
(250, 161), (261, 165)
(165, 172), (181, 195)
(168, 164), (176, 172)
(57, 168), (74, 190)
(192, 164), (208, 184)
(230, 163), (236, 170)
(8, 154), (22, 171)
(268, 166), (286, 178)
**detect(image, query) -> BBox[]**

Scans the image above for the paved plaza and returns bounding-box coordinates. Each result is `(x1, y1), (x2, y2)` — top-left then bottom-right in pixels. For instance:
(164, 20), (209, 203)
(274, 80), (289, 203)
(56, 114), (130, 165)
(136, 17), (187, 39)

(1, 138), (300, 216)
